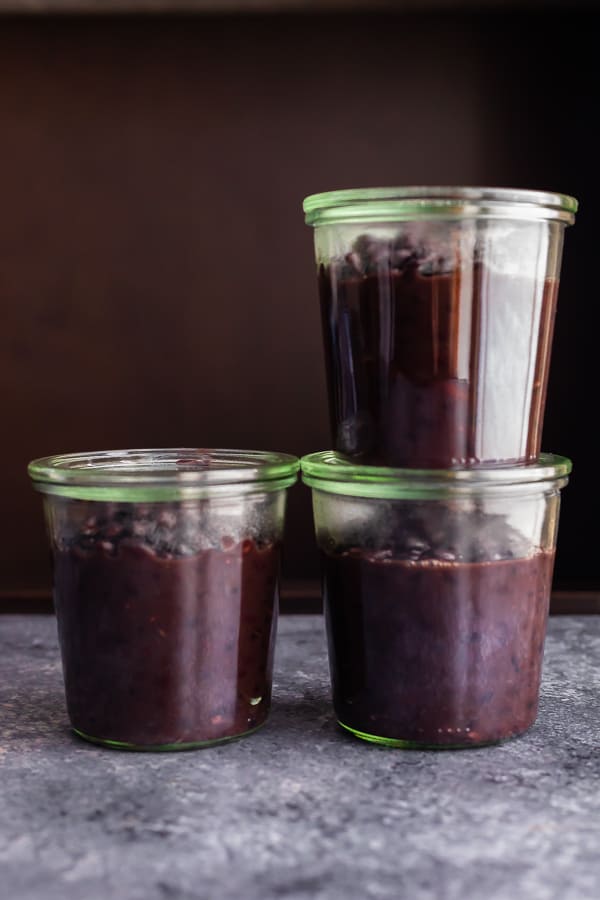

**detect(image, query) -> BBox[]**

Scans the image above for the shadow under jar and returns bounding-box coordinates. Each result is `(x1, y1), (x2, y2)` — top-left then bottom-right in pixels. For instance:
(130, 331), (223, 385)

(301, 452), (571, 748)
(304, 187), (577, 467)
(29, 449), (299, 750)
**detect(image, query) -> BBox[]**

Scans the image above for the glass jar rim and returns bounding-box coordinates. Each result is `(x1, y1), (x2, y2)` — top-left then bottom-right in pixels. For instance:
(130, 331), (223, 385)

(303, 186), (577, 227)
(28, 448), (300, 501)
(301, 452), (572, 499)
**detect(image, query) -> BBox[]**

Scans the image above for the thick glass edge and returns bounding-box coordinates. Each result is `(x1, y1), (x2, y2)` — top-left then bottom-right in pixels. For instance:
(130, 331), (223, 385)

(303, 186), (578, 226)
(31, 474), (298, 502)
(73, 722), (266, 751)
(28, 448), (300, 491)
(303, 476), (569, 501)
(300, 451), (572, 498)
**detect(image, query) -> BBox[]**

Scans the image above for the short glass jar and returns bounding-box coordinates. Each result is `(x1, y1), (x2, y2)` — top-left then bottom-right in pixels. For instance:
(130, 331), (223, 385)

(29, 449), (299, 750)
(302, 451), (571, 748)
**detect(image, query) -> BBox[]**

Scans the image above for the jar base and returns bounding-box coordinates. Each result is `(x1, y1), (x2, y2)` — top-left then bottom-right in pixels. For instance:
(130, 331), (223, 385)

(337, 719), (515, 750)
(72, 721), (266, 752)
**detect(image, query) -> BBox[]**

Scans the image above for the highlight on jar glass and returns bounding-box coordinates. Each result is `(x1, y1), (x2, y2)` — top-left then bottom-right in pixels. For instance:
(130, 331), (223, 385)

(304, 187), (577, 468)
(301, 451), (571, 749)
(28, 449), (299, 751)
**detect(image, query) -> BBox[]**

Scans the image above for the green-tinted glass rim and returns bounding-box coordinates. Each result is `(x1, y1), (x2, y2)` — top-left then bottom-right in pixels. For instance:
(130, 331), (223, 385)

(28, 449), (300, 501)
(301, 452), (572, 499)
(303, 186), (578, 226)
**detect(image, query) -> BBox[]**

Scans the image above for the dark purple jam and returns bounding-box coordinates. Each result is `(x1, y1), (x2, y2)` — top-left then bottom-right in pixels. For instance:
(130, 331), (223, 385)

(52, 505), (280, 748)
(323, 551), (554, 746)
(319, 234), (557, 467)
(320, 508), (555, 747)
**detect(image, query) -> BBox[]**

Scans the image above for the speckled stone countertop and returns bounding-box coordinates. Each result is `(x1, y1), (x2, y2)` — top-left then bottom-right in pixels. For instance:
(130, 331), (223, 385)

(1, 615), (599, 900)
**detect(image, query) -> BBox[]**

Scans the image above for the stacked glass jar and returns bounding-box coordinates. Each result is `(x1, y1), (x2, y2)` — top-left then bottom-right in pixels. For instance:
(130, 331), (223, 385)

(301, 187), (577, 748)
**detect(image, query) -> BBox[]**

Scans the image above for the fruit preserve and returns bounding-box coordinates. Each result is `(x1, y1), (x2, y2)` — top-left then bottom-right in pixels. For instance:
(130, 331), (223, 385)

(29, 449), (299, 750)
(318, 245), (558, 467)
(302, 451), (571, 748)
(304, 186), (577, 467)
(323, 543), (554, 748)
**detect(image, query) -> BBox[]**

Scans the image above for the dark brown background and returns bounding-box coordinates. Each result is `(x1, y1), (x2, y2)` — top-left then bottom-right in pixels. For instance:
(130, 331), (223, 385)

(0, 8), (597, 607)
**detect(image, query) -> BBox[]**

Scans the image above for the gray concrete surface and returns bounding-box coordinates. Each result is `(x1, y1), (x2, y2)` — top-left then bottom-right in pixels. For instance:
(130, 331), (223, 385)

(1, 614), (599, 900)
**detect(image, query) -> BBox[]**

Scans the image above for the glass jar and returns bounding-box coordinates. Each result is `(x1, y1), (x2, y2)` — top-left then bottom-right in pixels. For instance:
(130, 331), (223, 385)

(302, 451), (571, 748)
(304, 187), (577, 467)
(29, 449), (299, 750)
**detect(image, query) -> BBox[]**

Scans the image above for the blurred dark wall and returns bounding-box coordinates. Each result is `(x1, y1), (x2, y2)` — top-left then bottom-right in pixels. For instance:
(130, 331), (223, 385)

(0, 11), (595, 594)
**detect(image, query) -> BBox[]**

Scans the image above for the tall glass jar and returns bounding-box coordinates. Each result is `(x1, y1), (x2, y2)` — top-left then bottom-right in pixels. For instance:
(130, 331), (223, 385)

(304, 187), (577, 467)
